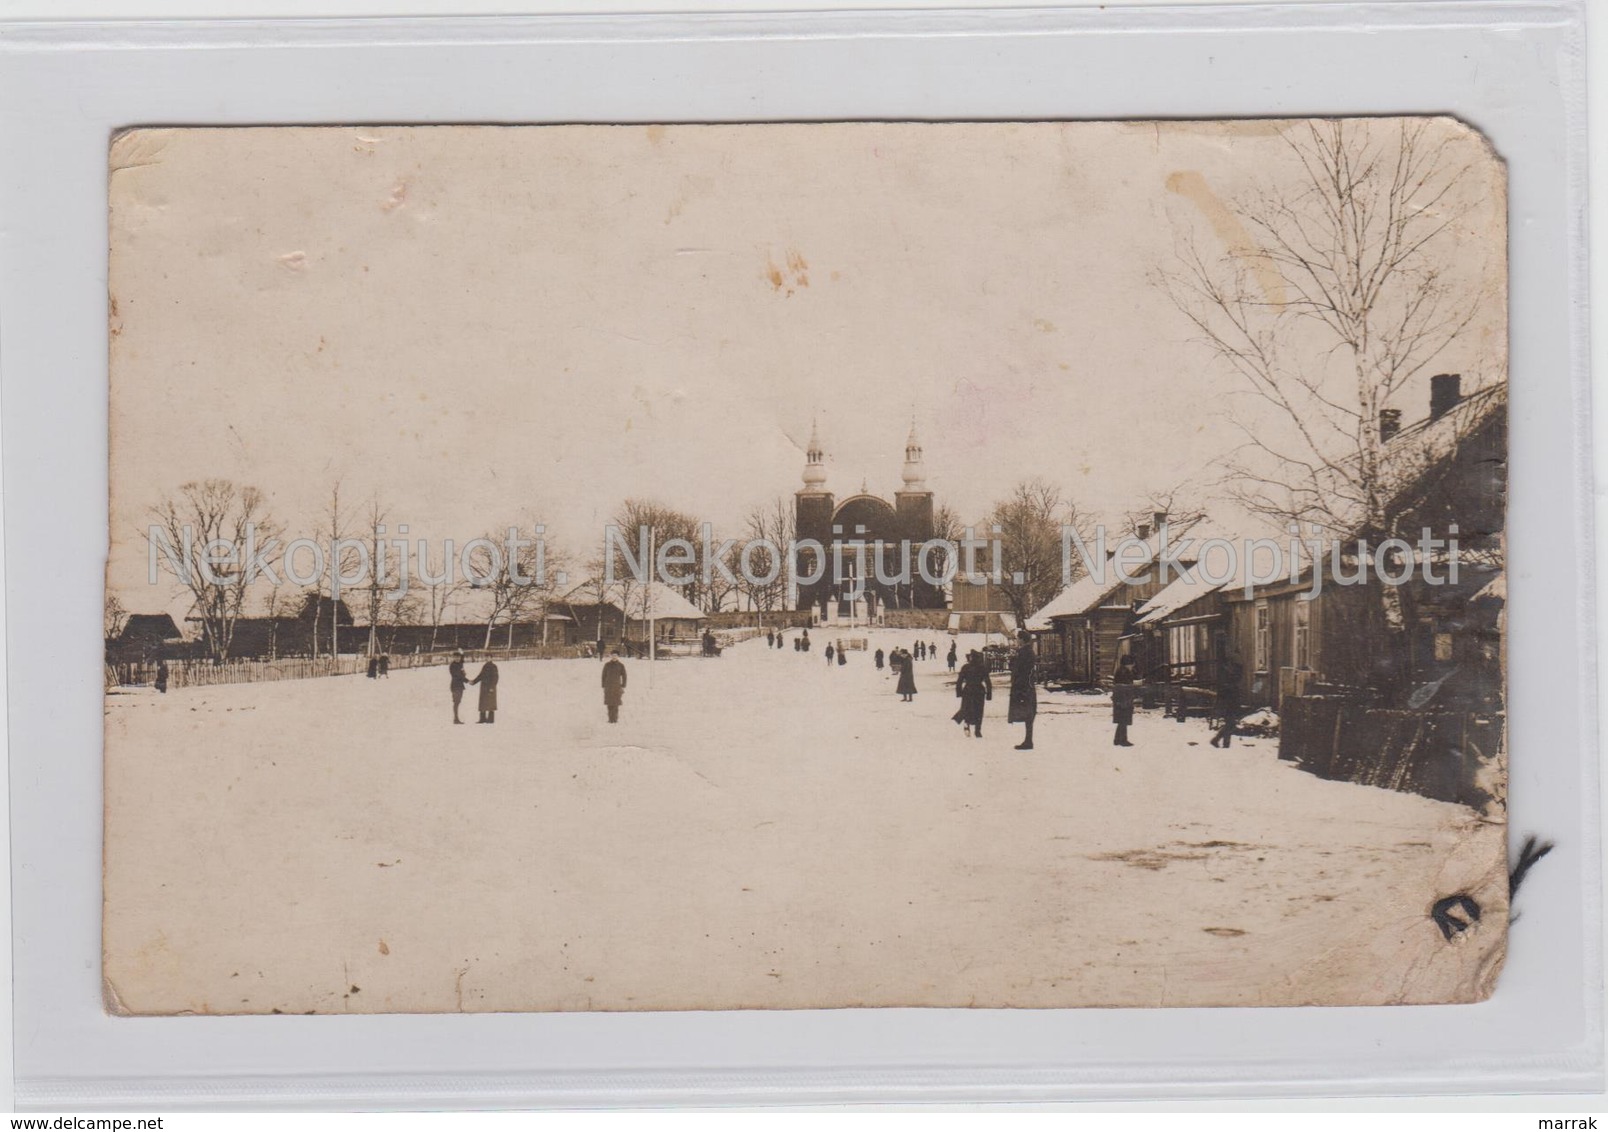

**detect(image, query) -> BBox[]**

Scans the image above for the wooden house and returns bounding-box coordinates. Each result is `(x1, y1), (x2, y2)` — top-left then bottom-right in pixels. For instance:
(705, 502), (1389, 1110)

(1025, 517), (1204, 686)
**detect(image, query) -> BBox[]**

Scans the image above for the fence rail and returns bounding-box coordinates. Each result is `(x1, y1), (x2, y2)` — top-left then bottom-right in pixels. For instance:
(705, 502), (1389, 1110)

(109, 644), (592, 691)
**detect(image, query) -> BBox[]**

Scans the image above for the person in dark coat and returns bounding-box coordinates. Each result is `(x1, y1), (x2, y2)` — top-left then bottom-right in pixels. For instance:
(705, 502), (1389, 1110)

(837, 641), (847, 666)
(1210, 658), (1245, 747)
(896, 650), (918, 701)
(154, 658), (169, 694)
(767, 630), (775, 648)
(367, 655), (379, 679)
(952, 649), (992, 737)
(801, 629), (811, 653)
(825, 643), (835, 665)
(916, 641), (926, 662)
(1007, 631), (1039, 750)
(874, 647), (885, 671)
(946, 642), (957, 672)
(448, 651), (469, 724)
(1112, 655), (1137, 747)
(471, 658), (499, 724)
(602, 648), (627, 723)
(378, 654), (390, 678)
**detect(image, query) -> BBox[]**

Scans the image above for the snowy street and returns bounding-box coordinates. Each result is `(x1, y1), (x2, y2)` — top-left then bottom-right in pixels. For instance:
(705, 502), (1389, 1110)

(103, 631), (1507, 1014)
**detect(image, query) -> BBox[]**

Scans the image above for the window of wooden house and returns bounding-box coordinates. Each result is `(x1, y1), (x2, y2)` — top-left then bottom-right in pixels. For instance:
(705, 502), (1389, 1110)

(1293, 598), (1312, 670)
(1254, 600), (1271, 673)
(1171, 624), (1196, 674)
(1434, 631), (1455, 662)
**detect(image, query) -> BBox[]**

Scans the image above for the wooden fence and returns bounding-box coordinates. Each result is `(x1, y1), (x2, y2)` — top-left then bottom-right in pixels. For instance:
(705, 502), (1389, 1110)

(1278, 696), (1503, 809)
(109, 644), (592, 691)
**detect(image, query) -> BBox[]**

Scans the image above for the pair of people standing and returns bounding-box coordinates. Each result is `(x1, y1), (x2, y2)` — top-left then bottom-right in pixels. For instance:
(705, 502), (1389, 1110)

(448, 650), (499, 724)
(951, 632), (1035, 748)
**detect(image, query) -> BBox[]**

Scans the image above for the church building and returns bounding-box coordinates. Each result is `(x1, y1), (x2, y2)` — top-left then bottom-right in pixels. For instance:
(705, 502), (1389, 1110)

(794, 421), (945, 624)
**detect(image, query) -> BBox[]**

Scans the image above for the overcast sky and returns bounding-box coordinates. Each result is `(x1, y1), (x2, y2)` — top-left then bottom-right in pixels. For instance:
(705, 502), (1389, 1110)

(108, 120), (1504, 614)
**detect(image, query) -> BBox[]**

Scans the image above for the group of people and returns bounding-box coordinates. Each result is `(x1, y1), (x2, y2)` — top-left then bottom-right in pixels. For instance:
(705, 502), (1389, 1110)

(767, 628), (811, 653)
(365, 653), (392, 679)
(447, 647), (632, 726)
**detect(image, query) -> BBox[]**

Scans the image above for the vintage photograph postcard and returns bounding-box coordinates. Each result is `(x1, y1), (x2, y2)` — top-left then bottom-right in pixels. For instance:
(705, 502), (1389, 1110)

(104, 121), (1507, 1014)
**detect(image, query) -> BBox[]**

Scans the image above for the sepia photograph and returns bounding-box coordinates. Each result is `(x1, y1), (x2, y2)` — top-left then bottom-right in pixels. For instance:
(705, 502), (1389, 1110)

(103, 119), (1509, 1015)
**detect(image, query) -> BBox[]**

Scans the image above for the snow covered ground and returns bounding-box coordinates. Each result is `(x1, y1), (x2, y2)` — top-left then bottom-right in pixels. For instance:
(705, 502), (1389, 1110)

(103, 630), (1507, 1014)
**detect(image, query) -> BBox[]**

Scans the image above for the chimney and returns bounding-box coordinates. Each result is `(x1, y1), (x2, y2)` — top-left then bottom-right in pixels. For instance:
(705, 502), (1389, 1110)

(1430, 373), (1462, 422)
(1152, 510), (1167, 534)
(1379, 408), (1402, 444)
(1136, 521), (1152, 540)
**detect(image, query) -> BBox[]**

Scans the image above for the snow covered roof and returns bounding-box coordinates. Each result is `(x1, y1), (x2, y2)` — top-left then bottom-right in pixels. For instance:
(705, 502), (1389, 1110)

(562, 578), (708, 621)
(1024, 517), (1210, 631)
(1135, 572), (1226, 626)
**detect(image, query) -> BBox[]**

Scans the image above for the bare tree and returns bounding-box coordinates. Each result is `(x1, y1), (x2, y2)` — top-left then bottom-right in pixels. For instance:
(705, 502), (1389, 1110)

(1163, 120), (1488, 543)
(146, 479), (281, 662)
(465, 525), (562, 650)
(738, 496), (795, 623)
(611, 498), (707, 608)
(310, 483), (363, 658)
(981, 478), (1092, 626)
(104, 593), (129, 641)
(422, 577), (469, 652)
(1120, 484), (1210, 539)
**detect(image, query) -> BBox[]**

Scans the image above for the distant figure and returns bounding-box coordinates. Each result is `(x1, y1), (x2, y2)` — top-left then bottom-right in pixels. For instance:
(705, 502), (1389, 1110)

(953, 649), (992, 737)
(874, 647), (885, 671)
(378, 654), (390, 678)
(366, 655), (379, 679)
(825, 643), (835, 665)
(930, 642), (939, 661)
(946, 642), (957, 672)
(154, 658), (169, 694)
(767, 630), (775, 648)
(776, 632), (784, 649)
(802, 630), (811, 653)
(602, 649), (628, 723)
(1211, 658), (1246, 748)
(915, 641), (925, 662)
(896, 650), (918, 701)
(471, 658), (499, 724)
(1112, 655), (1137, 747)
(836, 641), (847, 666)
(448, 651), (469, 724)
(1008, 631), (1038, 751)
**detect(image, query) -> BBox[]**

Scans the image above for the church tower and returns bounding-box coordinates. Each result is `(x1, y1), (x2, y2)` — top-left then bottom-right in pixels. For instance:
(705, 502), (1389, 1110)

(894, 420), (940, 608)
(794, 420), (834, 612)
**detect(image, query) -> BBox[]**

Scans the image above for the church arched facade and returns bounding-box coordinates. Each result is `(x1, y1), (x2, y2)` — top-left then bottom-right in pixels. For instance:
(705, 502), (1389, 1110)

(794, 422), (945, 624)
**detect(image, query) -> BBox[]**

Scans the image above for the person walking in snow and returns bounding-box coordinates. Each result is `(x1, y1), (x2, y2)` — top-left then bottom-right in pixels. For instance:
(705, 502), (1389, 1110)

(874, 647), (885, 671)
(154, 657), (169, 694)
(1007, 631), (1038, 751)
(378, 653), (390, 678)
(946, 642), (957, 672)
(1112, 655), (1137, 747)
(767, 630), (775, 648)
(952, 649), (992, 737)
(1210, 658), (1245, 748)
(471, 657), (499, 724)
(896, 649), (918, 701)
(825, 642), (835, 665)
(602, 648), (627, 723)
(837, 640), (847, 666)
(448, 650), (469, 724)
